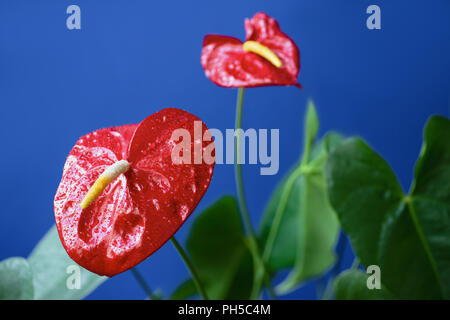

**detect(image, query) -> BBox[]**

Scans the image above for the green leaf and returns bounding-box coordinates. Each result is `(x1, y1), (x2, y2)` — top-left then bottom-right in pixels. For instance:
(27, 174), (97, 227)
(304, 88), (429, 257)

(326, 115), (450, 299)
(304, 100), (319, 149)
(259, 133), (342, 294)
(170, 279), (197, 300)
(334, 269), (393, 300)
(28, 225), (107, 300)
(326, 138), (404, 266)
(0, 257), (34, 300)
(186, 196), (253, 299)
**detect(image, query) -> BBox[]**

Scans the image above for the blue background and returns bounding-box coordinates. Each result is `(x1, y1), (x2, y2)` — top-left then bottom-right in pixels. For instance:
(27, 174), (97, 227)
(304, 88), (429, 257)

(1, 0), (449, 299)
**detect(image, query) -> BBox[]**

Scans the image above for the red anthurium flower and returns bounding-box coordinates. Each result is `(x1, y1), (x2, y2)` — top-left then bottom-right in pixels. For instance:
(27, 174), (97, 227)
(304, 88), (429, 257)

(201, 12), (301, 88)
(54, 108), (215, 276)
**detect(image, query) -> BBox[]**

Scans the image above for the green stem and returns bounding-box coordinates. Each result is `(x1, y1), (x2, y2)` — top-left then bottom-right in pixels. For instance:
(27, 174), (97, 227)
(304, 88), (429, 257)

(171, 237), (209, 300)
(131, 267), (157, 300)
(235, 88), (255, 240)
(234, 87), (276, 300)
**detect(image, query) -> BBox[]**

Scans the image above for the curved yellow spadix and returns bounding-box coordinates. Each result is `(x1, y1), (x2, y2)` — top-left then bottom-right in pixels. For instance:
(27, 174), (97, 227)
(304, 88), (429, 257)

(80, 160), (130, 210)
(243, 41), (282, 68)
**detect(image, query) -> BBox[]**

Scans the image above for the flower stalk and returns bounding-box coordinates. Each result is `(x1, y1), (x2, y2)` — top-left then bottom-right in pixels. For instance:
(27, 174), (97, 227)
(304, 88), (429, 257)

(234, 88), (276, 299)
(131, 267), (157, 300)
(171, 237), (209, 300)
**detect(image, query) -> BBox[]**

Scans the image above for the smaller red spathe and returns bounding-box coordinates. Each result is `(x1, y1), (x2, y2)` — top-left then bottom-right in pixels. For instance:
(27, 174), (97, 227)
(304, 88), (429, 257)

(201, 12), (301, 88)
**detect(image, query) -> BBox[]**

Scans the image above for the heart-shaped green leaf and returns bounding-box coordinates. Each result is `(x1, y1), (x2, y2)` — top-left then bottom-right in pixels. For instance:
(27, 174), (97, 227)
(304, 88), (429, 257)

(28, 225), (107, 300)
(0, 257), (34, 300)
(186, 196), (253, 299)
(327, 115), (450, 299)
(326, 137), (404, 266)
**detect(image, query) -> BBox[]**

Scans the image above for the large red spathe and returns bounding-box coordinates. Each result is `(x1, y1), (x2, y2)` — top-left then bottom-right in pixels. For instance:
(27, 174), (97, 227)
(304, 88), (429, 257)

(201, 12), (301, 88)
(54, 108), (214, 276)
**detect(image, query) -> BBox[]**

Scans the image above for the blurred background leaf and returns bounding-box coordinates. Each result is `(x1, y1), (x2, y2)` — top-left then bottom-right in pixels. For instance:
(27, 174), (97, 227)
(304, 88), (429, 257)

(170, 279), (196, 300)
(186, 196), (253, 299)
(303, 100), (319, 150)
(259, 101), (342, 295)
(28, 226), (107, 300)
(0, 257), (34, 300)
(334, 269), (392, 300)
(259, 134), (342, 295)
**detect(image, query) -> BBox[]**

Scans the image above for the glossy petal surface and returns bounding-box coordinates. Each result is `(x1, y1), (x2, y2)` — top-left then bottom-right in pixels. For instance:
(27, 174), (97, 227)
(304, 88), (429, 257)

(201, 12), (300, 88)
(54, 108), (214, 276)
